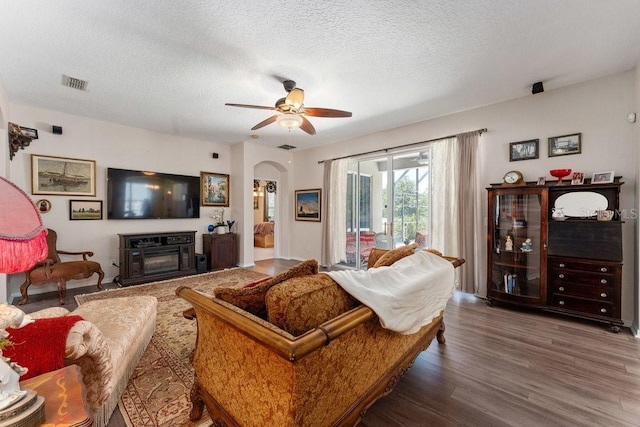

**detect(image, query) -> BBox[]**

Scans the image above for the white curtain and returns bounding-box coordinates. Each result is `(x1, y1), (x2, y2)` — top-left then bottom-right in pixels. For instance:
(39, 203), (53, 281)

(321, 159), (348, 266)
(430, 132), (480, 293)
(431, 137), (458, 256)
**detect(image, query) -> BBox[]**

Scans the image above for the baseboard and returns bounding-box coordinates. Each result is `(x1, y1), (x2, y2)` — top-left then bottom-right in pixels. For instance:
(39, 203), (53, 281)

(237, 262), (254, 268)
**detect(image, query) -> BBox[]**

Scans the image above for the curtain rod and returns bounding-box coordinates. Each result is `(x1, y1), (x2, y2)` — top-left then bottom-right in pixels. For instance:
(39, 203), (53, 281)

(317, 127), (487, 164)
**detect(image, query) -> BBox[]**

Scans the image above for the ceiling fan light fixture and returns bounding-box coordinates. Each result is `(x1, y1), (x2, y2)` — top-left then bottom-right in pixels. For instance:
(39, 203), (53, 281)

(276, 113), (303, 130)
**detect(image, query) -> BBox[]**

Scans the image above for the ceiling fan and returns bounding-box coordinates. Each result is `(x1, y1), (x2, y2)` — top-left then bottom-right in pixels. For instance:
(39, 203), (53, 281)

(225, 80), (352, 135)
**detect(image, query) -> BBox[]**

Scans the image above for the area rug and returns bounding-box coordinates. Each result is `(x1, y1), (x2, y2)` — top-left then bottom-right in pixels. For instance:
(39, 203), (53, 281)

(75, 268), (268, 427)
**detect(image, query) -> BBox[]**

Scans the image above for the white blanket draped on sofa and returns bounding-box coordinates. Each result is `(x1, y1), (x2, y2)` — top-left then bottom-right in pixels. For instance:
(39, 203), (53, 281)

(325, 250), (455, 334)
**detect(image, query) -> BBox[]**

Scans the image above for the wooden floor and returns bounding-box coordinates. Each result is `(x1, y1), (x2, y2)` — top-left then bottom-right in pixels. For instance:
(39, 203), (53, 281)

(17, 259), (640, 427)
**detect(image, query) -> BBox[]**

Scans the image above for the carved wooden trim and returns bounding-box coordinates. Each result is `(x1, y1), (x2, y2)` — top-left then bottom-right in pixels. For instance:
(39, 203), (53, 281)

(177, 286), (376, 361)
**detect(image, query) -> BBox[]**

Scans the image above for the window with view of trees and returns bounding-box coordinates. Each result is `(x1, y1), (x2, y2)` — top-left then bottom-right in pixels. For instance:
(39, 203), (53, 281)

(384, 167), (430, 244)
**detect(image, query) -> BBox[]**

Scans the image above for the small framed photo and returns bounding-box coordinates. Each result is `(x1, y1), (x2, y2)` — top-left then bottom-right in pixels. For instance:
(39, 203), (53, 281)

(509, 139), (539, 161)
(591, 171), (615, 184)
(571, 172), (585, 185)
(201, 172), (229, 206)
(35, 199), (51, 213)
(31, 154), (96, 196)
(548, 133), (581, 157)
(20, 126), (38, 139)
(536, 176), (546, 186)
(295, 189), (321, 222)
(69, 200), (103, 220)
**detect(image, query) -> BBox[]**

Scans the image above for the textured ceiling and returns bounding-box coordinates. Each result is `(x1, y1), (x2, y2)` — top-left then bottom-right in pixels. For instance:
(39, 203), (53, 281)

(1, 1), (639, 149)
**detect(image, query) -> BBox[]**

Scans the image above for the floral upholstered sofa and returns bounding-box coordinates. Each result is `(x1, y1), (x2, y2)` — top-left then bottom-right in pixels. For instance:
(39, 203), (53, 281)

(177, 247), (464, 426)
(26, 296), (157, 427)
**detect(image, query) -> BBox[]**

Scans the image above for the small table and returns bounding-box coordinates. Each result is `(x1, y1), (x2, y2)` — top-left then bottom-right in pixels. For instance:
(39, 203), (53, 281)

(20, 365), (92, 427)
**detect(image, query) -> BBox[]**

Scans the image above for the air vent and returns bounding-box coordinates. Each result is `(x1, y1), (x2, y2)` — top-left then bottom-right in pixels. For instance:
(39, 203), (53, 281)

(62, 74), (89, 91)
(278, 144), (296, 150)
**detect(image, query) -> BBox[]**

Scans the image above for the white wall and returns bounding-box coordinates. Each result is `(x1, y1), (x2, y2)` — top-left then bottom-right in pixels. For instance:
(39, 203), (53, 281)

(294, 71), (638, 326)
(6, 103), (233, 301)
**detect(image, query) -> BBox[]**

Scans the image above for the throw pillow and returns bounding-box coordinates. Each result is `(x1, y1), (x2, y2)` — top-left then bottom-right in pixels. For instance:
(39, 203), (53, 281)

(266, 273), (359, 336)
(372, 243), (418, 268)
(214, 259), (319, 318)
(367, 247), (388, 269)
(415, 231), (427, 247)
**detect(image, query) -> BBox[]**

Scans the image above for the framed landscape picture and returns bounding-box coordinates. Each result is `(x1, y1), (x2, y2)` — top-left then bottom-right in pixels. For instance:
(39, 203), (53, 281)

(548, 133), (582, 157)
(69, 200), (103, 220)
(31, 154), (96, 196)
(295, 189), (321, 222)
(201, 171), (229, 206)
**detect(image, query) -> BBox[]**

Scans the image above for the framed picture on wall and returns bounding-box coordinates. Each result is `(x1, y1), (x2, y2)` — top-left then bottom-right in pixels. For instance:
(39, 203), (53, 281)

(295, 189), (321, 222)
(509, 139), (539, 161)
(201, 172), (230, 206)
(69, 200), (103, 220)
(548, 133), (582, 157)
(31, 154), (96, 196)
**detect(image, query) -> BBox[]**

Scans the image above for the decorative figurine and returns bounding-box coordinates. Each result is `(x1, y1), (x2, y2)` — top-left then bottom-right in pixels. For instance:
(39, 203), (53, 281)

(551, 207), (566, 220)
(505, 235), (513, 251)
(521, 238), (532, 252)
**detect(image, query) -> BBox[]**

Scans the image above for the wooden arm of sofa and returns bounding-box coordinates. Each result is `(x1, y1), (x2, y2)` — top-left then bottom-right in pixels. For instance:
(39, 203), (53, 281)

(176, 286), (375, 362)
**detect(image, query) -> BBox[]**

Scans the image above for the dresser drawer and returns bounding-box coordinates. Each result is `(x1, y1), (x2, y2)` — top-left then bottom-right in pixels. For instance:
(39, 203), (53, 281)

(548, 258), (618, 274)
(549, 269), (615, 287)
(550, 295), (616, 318)
(549, 281), (613, 301)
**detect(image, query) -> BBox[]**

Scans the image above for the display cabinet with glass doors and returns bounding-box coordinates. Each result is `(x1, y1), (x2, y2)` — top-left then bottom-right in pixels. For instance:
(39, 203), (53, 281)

(487, 187), (547, 305)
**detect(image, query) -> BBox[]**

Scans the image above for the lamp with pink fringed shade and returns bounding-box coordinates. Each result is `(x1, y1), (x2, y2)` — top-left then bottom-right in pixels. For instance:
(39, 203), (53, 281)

(0, 177), (48, 273)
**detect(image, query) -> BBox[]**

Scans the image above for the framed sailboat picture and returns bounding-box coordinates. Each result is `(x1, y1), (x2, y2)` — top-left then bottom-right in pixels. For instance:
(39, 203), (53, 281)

(31, 154), (96, 196)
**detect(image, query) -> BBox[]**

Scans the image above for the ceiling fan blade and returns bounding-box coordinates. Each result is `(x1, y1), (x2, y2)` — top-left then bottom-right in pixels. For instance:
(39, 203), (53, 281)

(251, 115), (278, 130)
(303, 107), (352, 118)
(225, 103), (276, 111)
(300, 116), (316, 135)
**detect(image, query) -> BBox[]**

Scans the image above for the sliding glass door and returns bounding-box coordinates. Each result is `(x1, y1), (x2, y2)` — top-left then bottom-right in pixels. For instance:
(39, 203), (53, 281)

(344, 147), (433, 269)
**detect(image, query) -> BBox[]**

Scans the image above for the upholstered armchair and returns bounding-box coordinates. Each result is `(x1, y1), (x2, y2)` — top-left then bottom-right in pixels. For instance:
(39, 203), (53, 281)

(19, 229), (104, 305)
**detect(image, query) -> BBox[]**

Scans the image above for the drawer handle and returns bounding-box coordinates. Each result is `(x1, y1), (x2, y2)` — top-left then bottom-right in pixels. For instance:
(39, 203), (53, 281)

(600, 308), (607, 314)
(559, 300), (565, 305)
(558, 274), (565, 279)
(600, 267), (608, 273)
(600, 292), (608, 298)
(558, 286), (565, 292)
(559, 263), (565, 268)
(600, 279), (608, 284)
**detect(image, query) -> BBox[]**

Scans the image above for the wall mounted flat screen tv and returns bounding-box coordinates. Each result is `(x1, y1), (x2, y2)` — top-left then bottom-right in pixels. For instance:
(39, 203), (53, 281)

(107, 168), (200, 219)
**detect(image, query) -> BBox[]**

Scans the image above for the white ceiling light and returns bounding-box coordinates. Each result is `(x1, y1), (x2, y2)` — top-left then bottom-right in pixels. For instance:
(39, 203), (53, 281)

(276, 114), (303, 130)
